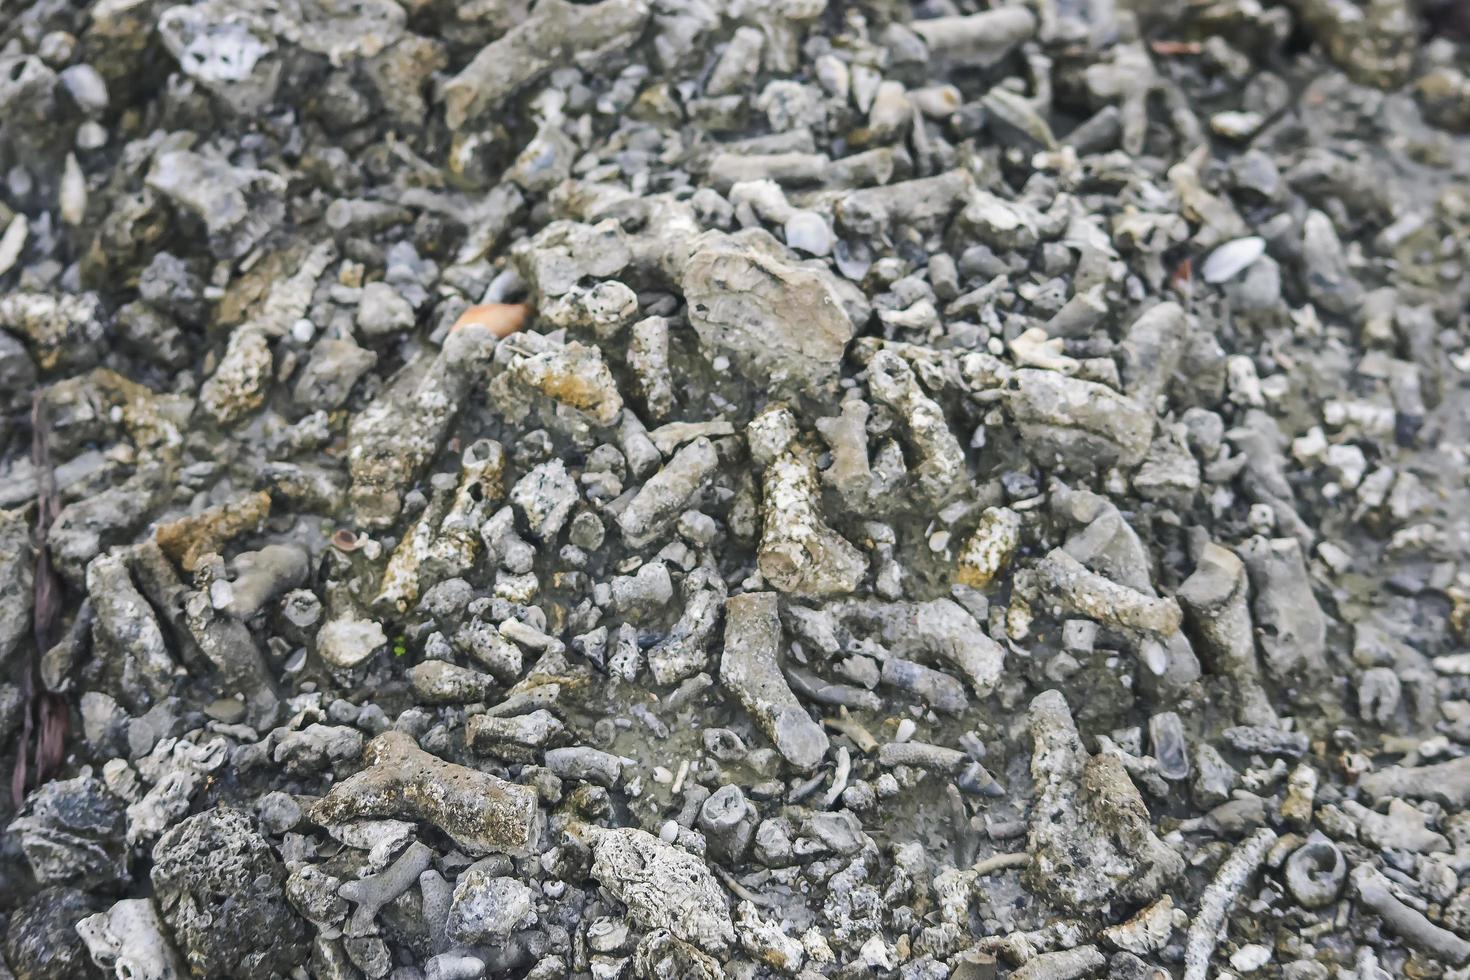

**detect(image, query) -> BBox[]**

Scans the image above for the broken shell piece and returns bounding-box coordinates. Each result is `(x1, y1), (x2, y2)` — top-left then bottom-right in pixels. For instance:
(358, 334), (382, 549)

(316, 616), (387, 670)
(1284, 833), (1345, 909)
(1101, 895), (1180, 955)
(77, 897), (187, 980)
(450, 302), (527, 338)
(1201, 236), (1266, 284)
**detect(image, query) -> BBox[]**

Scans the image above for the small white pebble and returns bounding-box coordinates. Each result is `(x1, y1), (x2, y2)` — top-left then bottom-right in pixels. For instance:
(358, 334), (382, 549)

(1316, 541), (1352, 573)
(1202, 236), (1266, 284)
(291, 318), (315, 343)
(209, 579), (234, 610)
(1229, 943), (1272, 972)
(894, 719), (916, 743)
(784, 210), (833, 256)
(76, 121), (108, 150)
(658, 820), (679, 843)
(1141, 640), (1168, 676)
(712, 355), (730, 372)
(651, 766), (673, 784)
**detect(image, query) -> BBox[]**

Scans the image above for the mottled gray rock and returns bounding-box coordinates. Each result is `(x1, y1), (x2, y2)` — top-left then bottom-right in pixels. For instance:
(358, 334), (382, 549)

(587, 826), (735, 954)
(446, 867), (534, 944)
(1238, 536), (1326, 684)
(146, 150), (285, 260)
(293, 338), (377, 411)
(509, 459), (580, 543)
(442, 0), (649, 128)
(618, 437), (719, 549)
(7, 774), (128, 888)
(682, 230), (856, 397)
(85, 551), (176, 711)
(347, 325), (496, 527)
(150, 807), (308, 980)
(3, 886), (103, 980)
(1006, 370), (1154, 472)
(356, 281), (416, 337)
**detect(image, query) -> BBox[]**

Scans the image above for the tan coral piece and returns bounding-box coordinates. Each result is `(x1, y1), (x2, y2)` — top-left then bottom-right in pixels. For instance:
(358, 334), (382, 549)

(155, 490), (272, 571)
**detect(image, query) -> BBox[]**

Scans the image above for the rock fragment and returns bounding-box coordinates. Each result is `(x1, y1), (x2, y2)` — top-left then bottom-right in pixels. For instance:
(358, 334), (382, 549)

(618, 437), (719, 549)
(150, 807), (309, 980)
(1238, 536), (1326, 685)
(7, 773), (128, 887)
(866, 350), (965, 502)
(346, 324), (495, 527)
(720, 592), (829, 771)
(682, 231), (856, 397)
(909, 7), (1036, 65)
(1, 508), (37, 671)
(154, 491), (271, 572)
(753, 408), (866, 597)
(1034, 549), (1183, 637)
(1351, 863), (1470, 966)
(1006, 370), (1154, 472)
(1025, 690), (1183, 912)
(586, 825), (735, 954)
(1182, 828), (1277, 980)
(442, 0), (650, 129)
(312, 731), (542, 855)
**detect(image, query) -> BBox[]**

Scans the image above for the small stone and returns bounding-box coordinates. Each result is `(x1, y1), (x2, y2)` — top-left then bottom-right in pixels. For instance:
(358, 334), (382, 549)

(1202, 237), (1267, 284)
(784, 210), (832, 256)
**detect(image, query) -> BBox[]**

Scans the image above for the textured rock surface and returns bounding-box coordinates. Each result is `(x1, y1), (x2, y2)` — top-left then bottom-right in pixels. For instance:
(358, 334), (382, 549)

(149, 807), (308, 980)
(1025, 690), (1184, 913)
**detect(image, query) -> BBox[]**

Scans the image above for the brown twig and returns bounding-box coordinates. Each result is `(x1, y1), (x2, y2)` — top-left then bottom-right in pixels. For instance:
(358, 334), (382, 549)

(12, 390), (68, 808)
